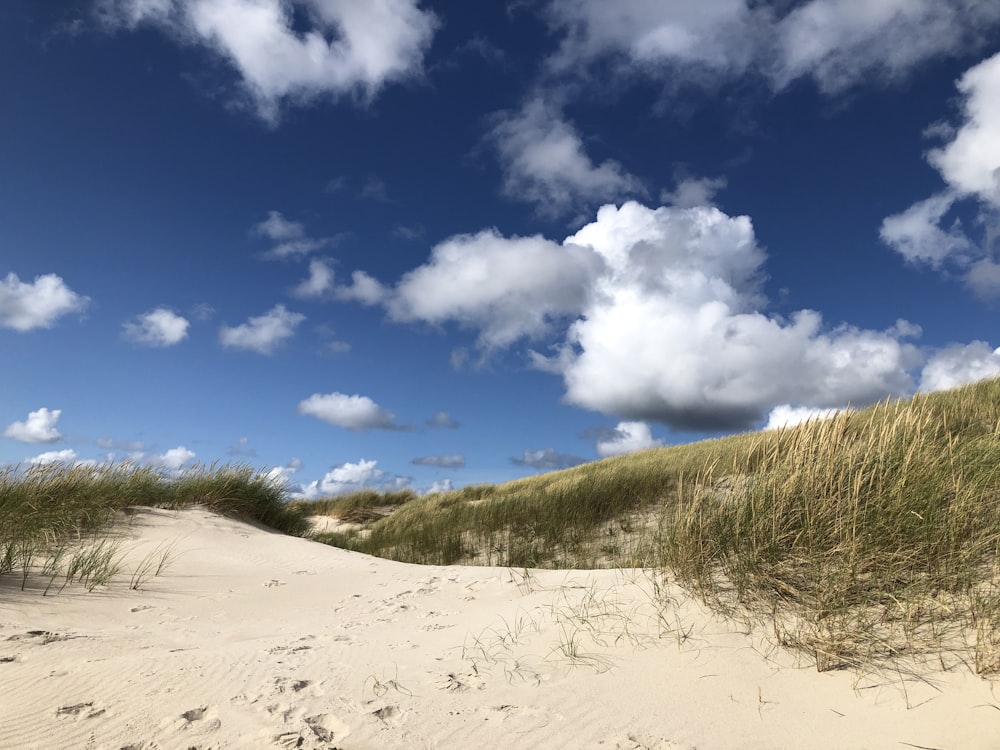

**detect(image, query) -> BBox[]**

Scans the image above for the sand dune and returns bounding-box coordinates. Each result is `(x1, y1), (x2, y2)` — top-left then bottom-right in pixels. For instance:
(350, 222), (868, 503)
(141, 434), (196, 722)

(2, 507), (998, 749)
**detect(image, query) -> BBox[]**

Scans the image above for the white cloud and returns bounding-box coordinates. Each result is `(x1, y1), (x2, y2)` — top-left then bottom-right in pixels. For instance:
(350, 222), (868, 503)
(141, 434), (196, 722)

(4, 408), (63, 444)
(552, 203), (917, 429)
(489, 97), (644, 217)
(764, 404), (841, 430)
(297, 392), (398, 430)
(333, 270), (387, 306)
(660, 175), (727, 209)
(0, 272), (89, 331)
(595, 421), (663, 457)
(96, 0), (439, 122)
(411, 454), (465, 469)
(918, 341), (1000, 392)
(358, 200), (924, 431)
(265, 457), (303, 487)
(544, 0), (1000, 94)
(294, 458), (410, 499)
(510, 448), (586, 470)
(158, 446), (196, 472)
(219, 304), (305, 354)
(27, 448), (81, 466)
(881, 51), (1000, 297)
(292, 258), (335, 299)
(426, 478), (454, 494)
(254, 209), (305, 240)
(123, 307), (190, 346)
(387, 228), (603, 350)
(880, 191), (974, 267)
(253, 211), (334, 259)
(926, 51), (1000, 205)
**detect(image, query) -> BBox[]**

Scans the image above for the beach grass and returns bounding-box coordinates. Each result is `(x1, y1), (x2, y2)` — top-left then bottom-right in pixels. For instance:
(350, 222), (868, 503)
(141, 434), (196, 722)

(310, 377), (1000, 674)
(0, 462), (308, 591)
(3, 377), (999, 675)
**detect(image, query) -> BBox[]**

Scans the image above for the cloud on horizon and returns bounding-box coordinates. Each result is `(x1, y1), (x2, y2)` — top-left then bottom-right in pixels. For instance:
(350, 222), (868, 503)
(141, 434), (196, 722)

(510, 447), (587, 470)
(595, 421), (663, 457)
(411, 454), (465, 469)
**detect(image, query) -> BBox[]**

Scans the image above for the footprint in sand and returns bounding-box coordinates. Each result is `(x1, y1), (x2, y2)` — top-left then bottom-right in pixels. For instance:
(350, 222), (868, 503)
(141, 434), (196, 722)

(56, 701), (106, 720)
(263, 579), (287, 588)
(161, 705), (222, 735)
(304, 712), (351, 743)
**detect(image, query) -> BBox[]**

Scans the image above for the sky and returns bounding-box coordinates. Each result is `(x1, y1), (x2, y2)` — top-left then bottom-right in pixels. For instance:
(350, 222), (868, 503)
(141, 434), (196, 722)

(3, 0), (1000, 498)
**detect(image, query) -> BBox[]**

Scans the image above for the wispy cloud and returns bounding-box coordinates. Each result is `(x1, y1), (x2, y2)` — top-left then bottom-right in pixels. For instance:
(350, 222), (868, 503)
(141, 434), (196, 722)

(510, 448), (586, 470)
(253, 211), (336, 260)
(426, 411), (460, 429)
(411, 454), (465, 469)
(0, 272), (88, 331)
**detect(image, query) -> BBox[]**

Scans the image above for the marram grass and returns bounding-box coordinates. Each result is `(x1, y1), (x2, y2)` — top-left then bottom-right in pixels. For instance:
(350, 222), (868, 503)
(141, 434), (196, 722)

(312, 377), (1000, 675)
(0, 462), (308, 592)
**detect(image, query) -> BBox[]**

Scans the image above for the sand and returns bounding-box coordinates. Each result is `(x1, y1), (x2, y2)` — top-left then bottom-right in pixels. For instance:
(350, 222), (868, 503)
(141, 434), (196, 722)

(2, 507), (998, 749)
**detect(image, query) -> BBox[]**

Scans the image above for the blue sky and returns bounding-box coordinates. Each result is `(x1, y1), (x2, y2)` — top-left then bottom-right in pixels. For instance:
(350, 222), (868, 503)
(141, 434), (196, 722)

(3, 0), (1000, 497)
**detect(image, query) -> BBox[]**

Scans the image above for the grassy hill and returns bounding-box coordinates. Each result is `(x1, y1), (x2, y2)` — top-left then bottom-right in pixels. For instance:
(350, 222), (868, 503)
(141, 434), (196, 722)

(307, 377), (1000, 674)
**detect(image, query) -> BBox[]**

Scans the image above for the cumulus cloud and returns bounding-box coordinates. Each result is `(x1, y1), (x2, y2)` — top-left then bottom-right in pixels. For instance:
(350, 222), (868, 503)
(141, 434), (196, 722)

(918, 341), (1000, 392)
(595, 421), (664, 457)
(333, 270), (387, 306)
(96, 0), (439, 122)
(253, 211), (335, 259)
(881, 51), (1000, 297)
(411, 454), (465, 469)
(297, 392), (399, 431)
(764, 404), (841, 430)
(0, 272), (88, 331)
(219, 304), (305, 354)
(544, 0), (1000, 94)
(387, 228), (603, 350)
(4, 408), (63, 444)
(295, 458), (411, 499)
(350, 200), (928, 431)
(547, 202), (918, 430)
(510, 448), (587, 470)
(123, 307), (190, 346)
(489, 97), (644, 217)
(265, 457), (303, 486)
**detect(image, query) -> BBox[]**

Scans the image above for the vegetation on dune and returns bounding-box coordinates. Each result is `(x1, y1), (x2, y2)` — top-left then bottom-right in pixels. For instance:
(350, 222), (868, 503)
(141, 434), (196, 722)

(0, 463), (308, 592)
(3, 377), (1000, 676)
(311, 377), (1000, 675)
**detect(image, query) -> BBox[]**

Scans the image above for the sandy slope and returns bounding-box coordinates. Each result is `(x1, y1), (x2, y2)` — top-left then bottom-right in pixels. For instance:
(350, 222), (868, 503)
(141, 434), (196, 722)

(1, 507), (998, 750)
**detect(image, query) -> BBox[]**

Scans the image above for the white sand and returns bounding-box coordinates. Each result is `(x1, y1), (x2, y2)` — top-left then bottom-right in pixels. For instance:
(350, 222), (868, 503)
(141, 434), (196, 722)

(2, 507), (998, 749)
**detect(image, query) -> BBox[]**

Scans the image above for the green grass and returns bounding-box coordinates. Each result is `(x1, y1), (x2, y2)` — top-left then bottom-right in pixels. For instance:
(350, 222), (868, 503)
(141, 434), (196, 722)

(0, 462), (308, 592)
